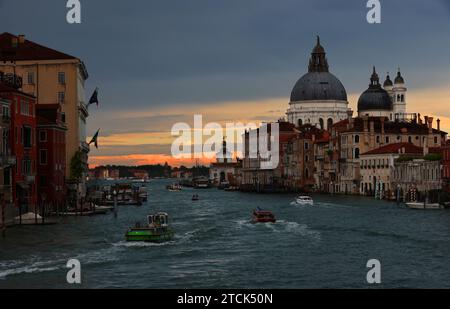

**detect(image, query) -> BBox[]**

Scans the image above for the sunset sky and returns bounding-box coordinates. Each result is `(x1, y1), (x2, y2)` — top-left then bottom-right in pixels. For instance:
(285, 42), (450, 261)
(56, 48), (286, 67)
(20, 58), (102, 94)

(1, 0), (450, 167)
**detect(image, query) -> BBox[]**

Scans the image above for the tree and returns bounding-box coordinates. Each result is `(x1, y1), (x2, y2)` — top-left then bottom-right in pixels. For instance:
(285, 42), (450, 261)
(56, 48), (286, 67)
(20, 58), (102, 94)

(70, 151), (84, 181)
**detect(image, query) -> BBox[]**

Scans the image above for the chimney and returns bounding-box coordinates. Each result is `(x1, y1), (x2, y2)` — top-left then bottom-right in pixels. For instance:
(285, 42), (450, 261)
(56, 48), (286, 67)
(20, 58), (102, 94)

(428, 116), (433, 134)
(437, 118), (441, 131)
(424, 116), (428, 127)
(418, 113), (422, 124)
(11, 37), (18, 48)
(18, 34), (25, 44)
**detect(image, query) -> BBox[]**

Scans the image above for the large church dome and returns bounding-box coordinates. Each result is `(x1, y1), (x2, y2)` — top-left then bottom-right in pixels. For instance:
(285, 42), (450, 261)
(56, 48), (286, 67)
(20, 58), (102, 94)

(358, 67), (393, 112)
(290, 37), (347, 102)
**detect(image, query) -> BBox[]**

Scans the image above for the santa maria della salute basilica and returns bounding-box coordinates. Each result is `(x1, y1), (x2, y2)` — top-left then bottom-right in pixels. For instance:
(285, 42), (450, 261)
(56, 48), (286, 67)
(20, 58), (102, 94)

(241, 36), (448, 198)
(286, 36), (409, 127)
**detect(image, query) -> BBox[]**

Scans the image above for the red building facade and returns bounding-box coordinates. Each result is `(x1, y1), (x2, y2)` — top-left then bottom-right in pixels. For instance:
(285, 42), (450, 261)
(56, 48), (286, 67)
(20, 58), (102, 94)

(36, 104), (67, 205)
(0, 80), (38, 212)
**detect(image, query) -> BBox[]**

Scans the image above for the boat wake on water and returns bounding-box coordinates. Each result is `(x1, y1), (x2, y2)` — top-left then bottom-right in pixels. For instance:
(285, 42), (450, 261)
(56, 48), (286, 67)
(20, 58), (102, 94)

(0, 246), (121, 280)
(235, 219), (321, 240)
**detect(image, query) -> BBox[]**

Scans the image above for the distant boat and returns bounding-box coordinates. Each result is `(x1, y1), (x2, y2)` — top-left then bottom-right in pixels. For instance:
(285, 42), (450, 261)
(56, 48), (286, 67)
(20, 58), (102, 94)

(166, 183), (182, 191)
(192, 194), (199, 201)
(295, 195), (314, 206)
(405, 202), (443, 210)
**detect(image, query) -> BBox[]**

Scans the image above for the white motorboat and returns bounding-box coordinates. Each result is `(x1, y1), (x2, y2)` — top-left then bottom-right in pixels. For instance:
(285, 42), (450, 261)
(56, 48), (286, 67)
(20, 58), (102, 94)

(405, 202), (443, 210)
(296, 195), (314, 205)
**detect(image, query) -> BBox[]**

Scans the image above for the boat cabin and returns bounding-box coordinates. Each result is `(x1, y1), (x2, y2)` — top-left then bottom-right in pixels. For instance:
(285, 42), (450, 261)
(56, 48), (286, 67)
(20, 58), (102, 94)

(148, 212), (169, 228)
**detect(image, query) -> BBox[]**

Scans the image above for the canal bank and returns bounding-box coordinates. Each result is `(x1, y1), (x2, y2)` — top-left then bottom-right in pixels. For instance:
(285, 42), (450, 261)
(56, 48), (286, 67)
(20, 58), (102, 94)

(1, 179), (450, 288)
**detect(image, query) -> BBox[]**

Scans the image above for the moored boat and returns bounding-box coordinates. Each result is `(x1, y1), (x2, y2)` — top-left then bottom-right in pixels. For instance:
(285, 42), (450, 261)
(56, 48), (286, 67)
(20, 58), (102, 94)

(251, 208), (276, 223)
(125, 212), (174, 242)
(405, 202), (443, 210)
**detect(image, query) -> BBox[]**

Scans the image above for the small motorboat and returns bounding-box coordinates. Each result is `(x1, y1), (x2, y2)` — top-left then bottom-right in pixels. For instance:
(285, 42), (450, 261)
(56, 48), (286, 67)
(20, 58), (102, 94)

(406, 202), (443, 210)
(192, 194), (199, 201)
(295, 195), (314, 205)
(125, 212), (175, 242)
(251, 208), (276, 224)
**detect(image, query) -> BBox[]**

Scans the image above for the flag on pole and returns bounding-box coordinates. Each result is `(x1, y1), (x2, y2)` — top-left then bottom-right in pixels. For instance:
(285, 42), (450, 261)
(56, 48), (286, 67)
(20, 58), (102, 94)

(88, 87), (99, 106)
(88, 129), (100, 149)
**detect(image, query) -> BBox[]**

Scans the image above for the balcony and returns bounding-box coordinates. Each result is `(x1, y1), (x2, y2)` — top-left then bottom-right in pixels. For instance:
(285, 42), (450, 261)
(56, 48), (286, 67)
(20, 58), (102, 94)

(0, 154), (16, 167)
(25, 175), (35, 183)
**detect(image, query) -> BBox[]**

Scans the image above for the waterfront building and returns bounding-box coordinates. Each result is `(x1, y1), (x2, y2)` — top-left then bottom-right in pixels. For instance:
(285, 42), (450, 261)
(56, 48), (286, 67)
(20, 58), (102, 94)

(241, 121), (297, 192)
(209, 139), (241, 186)
(392, 156), (443, 203)
(286, 37), (351, 129)
(0, 33), (90, 201)
(359, 143), (423, 198)
(91, 166), (120, 180)
(36, 104), (67, 206)
(0, 77), (38, 214)
(0, 91), (14, 226)
(284, 124), (322, 191)
(336, 116), (446, 194)
(443, 140), (450, 193)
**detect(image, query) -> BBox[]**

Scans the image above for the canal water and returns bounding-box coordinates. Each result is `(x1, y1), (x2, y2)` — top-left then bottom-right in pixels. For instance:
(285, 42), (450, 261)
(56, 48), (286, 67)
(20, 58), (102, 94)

(1, 179), (450, 288)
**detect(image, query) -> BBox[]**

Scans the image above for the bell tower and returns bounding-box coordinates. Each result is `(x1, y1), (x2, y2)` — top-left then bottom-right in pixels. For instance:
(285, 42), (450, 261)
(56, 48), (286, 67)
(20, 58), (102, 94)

(392, 68), (407, 118)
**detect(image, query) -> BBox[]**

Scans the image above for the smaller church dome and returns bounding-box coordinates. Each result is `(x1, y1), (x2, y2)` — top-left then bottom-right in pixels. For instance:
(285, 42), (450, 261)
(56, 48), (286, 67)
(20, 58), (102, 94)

(358, 67), (393, 112)
(383, 74), (393, 87)
(394, 69), (405, 84)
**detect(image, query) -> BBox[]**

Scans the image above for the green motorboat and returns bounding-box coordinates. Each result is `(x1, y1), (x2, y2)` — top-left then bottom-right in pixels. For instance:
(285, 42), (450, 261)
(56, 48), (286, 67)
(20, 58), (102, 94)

(125, 212), (174, 242)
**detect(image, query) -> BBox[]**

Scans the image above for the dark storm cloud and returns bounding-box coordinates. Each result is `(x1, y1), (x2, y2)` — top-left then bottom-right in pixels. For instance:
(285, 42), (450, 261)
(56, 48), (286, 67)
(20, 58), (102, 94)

(1, 0), (450, 113)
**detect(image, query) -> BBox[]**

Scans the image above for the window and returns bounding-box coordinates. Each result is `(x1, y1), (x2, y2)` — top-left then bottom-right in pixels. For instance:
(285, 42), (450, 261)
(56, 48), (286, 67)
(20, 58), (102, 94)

(23, 126), (32, 148)
(355, 148), (360, 159)
(20, 100), (30, 116)
(27, 72), (35, 85)
(355, 135), (360, 143)
(434, 137), (438, 144)
(58, 72), (66, 84)
(40, 175), (47, 187)
(39, 130), (47, 142)
(61, 112), (66, 123)
(39, 149), (48, 165)
(408, 136), (412, 143)
(304, 142), (309, 150)
(376, 136), (380, 143)
(385, 136), (389, 144)
(22, 159), (31, 175)
(58, 92), (65, 104)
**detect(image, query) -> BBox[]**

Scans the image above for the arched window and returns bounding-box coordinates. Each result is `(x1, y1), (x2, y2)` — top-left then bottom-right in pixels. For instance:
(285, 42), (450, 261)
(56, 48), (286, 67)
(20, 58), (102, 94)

(401, 94), (404, 102)
(408, 136), (412, 143)
(355, 135), (360, 143)
(319, 118), (324, 130)
(327, 118), (333, 130)
(355, 148), (360, 159)
(298, 119), (303, 126)
(397, 94), (401, 102)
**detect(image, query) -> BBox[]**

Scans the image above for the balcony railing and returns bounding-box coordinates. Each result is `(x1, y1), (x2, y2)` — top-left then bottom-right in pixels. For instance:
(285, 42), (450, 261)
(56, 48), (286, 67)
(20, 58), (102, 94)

(0, 154), (16, 166)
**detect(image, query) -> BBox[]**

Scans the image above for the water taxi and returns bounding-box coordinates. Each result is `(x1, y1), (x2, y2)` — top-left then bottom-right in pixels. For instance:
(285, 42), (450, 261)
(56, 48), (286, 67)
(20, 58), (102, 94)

(296, 195), (314, 205)
(125, 212), (175, 242)
(251, 208), (276, 224)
